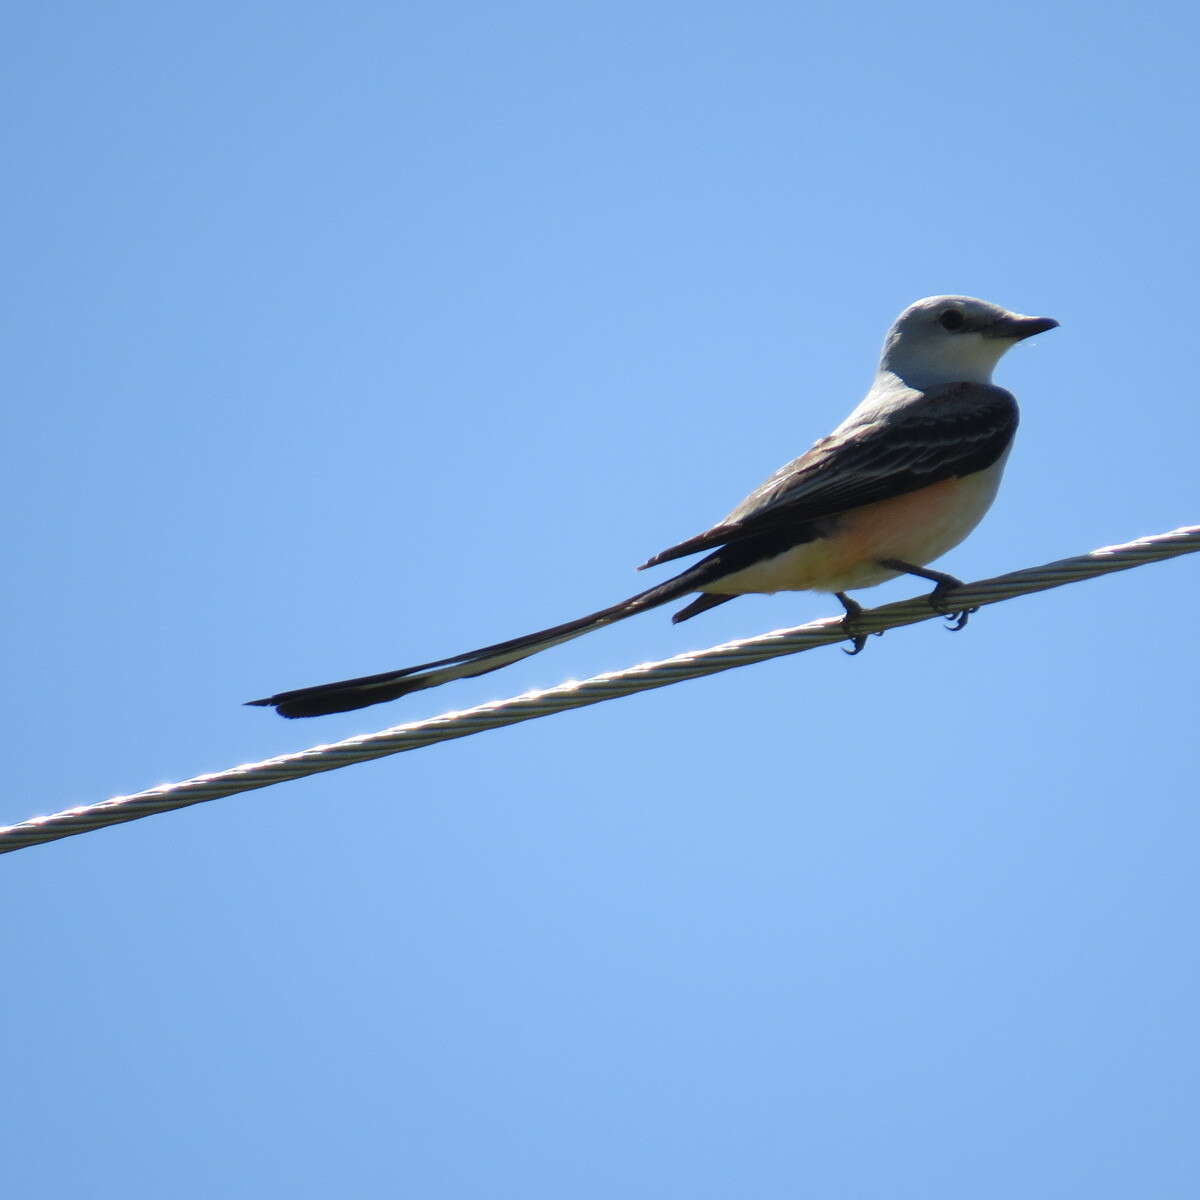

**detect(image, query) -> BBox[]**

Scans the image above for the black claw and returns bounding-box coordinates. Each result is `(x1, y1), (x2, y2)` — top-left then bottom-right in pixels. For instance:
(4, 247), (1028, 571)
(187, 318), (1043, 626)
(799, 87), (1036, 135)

(835, 592), (873, 656)
(875, 558), (981, 637)
(943, 606), (979, 632)
(924, 575), (978, 633)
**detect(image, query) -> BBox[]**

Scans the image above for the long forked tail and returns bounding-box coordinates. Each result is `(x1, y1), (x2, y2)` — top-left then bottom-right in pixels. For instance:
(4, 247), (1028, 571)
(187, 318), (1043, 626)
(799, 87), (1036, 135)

(246, 562), (733, 718)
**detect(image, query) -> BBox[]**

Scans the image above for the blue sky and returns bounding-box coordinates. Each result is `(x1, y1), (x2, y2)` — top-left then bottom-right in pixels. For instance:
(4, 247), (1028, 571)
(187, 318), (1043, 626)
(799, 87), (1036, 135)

(4, 2), (1199, 1196)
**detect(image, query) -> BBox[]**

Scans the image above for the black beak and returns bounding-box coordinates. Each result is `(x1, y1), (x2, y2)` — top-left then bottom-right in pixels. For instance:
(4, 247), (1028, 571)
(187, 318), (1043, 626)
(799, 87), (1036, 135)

(984, 314), (1059, 341)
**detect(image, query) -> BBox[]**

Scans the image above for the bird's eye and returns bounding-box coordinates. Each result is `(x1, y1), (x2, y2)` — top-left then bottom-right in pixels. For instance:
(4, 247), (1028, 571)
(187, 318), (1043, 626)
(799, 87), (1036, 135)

(939, 309), (966, 332)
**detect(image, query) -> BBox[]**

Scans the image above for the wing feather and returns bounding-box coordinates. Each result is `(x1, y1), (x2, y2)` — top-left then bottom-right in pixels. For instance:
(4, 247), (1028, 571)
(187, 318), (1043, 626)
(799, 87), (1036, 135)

(640, 382), (1018, 569)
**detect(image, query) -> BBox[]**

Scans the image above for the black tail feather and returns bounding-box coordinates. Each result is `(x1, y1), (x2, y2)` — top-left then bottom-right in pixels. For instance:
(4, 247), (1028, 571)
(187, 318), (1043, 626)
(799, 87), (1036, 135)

(670, 592), (736, 623)
(247, 562), (721, 718)
(243, 528), (812, 718)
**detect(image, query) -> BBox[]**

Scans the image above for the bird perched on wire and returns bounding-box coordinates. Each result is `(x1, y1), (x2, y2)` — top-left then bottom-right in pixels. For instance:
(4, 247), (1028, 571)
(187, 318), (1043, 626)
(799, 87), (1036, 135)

(250, 295), (1057, 717)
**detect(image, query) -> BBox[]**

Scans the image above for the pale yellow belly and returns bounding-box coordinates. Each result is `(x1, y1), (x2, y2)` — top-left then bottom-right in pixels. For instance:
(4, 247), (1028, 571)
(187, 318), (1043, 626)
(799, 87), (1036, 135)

(703, 459), (1007, 596)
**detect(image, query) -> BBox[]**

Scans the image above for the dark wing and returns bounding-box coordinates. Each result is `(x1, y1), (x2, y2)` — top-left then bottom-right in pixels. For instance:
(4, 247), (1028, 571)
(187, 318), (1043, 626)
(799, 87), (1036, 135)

(640, 382), (1018, 569)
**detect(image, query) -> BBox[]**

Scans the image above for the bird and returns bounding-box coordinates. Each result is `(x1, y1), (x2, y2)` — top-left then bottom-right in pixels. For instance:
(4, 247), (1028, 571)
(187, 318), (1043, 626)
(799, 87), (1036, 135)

(249, 295), (1057, 718)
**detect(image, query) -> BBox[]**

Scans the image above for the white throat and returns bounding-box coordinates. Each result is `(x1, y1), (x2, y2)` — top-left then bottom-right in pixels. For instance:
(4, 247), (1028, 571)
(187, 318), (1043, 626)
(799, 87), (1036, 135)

(879, 333), (1009, 390)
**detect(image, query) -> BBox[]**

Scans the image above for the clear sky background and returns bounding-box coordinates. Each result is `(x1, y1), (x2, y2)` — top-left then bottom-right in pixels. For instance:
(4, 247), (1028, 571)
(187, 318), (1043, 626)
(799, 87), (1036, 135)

(4, 3), (1199, 1196)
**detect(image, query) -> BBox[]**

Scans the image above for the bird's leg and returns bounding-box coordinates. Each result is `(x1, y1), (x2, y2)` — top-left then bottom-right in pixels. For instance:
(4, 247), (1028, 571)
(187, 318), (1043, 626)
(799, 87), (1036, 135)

(876, 559), (979, 631)
(836, 592), (871, 655)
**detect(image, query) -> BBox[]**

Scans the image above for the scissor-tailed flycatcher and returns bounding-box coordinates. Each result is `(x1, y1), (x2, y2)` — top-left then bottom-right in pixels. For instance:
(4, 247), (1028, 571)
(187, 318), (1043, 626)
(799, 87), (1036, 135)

(250, 295), (1057, 717)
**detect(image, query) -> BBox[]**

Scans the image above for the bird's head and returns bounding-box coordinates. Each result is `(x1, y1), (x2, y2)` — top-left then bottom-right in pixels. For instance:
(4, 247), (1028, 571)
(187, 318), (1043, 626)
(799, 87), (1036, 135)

(879, 295), (1058, 390)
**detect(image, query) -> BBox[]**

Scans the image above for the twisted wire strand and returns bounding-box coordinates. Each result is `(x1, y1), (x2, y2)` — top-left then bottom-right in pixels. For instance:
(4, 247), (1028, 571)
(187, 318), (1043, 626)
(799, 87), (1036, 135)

(3, 523), (1198, 856)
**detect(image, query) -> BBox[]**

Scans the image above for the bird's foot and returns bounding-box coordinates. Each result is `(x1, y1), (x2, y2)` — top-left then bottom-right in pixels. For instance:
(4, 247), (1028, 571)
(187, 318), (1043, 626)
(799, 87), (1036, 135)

(876, 559), (979, 634)
(836, 592), (882, 655)
(928, 576), (978, 632)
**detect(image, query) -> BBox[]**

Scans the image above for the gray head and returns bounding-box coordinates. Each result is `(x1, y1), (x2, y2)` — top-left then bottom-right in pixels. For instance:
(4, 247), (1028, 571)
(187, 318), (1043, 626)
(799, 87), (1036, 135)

(879, 295), (1058, 390)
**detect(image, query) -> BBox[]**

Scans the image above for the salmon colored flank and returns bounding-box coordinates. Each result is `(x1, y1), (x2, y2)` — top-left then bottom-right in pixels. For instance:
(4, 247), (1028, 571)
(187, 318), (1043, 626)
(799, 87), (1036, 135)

(703, 458), (1008, 597)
